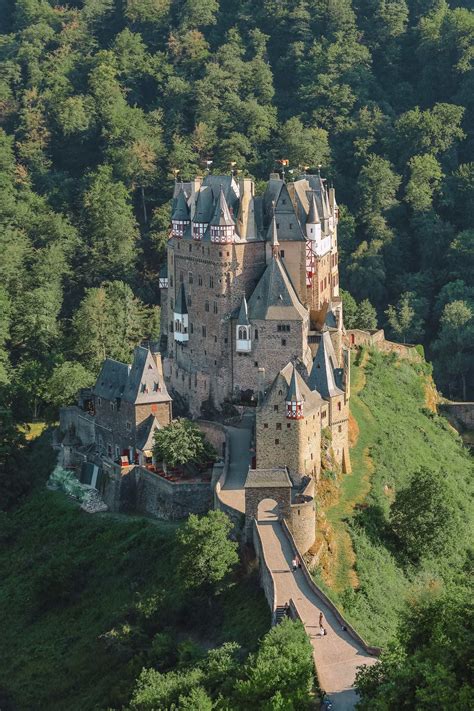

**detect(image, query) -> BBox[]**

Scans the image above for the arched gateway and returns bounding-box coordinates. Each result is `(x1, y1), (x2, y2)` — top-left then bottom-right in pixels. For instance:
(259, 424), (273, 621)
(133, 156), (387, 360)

(244, 468), (292, 538)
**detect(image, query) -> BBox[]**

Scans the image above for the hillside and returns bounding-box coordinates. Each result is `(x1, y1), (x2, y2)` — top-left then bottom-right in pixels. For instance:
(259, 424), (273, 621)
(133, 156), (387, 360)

(315, 348), (473, 647)
(0, 439), (270, 710)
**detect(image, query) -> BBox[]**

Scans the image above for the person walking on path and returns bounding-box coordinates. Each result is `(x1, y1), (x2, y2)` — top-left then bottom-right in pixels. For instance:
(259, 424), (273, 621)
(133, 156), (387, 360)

(292, 557), (298, 572)
(319, 612), (324, 627)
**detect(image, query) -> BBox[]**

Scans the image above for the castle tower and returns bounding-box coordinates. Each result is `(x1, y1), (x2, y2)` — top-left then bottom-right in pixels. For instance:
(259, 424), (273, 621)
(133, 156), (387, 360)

(286, 364), (304, 420)
(171, 187), (190, 238)
(210, 186), (235, 243)
(309, 330), (350, 471)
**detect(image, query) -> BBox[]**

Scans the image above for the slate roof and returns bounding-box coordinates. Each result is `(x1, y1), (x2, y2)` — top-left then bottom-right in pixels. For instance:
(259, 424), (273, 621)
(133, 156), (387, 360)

(175, 283), (187, 315)
(237, 295), (250, 326)
(308, 331), (343, 399)
(272, 183), (305, 241)
(287, 364), (303, 402)
(307, 192), (320, 224)
(248, 256), (307, 321)
(210, 186), (235, 226)
(123, 347), (172, 405)
(136, 414), (161, 451)
(94, 347), (171, 406)
(244, 467), (292, 489)
(267, 213), (280, 246)
(171, 188), (190, 221)
(94, 359), (129, 400)
(263, 362), (323, 415)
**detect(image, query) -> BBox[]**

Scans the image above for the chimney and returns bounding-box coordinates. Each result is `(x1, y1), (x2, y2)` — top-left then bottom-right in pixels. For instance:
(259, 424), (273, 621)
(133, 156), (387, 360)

(329, 186), (335, 212)
(151, 351), (164, 377)
(190, 176), (203, 220)
(257, 367), (265, 404)
(237, 177), (256, 240)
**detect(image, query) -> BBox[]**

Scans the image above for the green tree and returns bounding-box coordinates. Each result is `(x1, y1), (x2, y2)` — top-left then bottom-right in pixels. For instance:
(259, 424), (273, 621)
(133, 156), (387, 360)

(234, 618), (314, 709)
(82, 164), (138, 283)
(275, 116), (330, 171)
(432, 300), (474, 400)
(448, 230), (474, 283)
(357, 299), (378, 330)
(390, 467), (461, 562)
(405, 154), (443, 212)
(357, 155), (401, 223)
(341, 289), (358, 328)
(45, 361), (94, 409)
(153, 419), (216, 469)
(0, 287), (11, 384)
(177, 510), (238, 592)
(0, 406), (29, 511)
(356, 585), (474, 709)
(385, 292), (425, 343)
(73, 281), (153, 372)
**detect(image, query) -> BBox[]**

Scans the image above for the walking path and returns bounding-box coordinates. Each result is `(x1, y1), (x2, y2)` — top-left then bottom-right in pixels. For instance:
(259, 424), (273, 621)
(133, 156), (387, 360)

(257, 501), (377, 710)
(219, 414), (253, 513)
(217, 416), (377, 709)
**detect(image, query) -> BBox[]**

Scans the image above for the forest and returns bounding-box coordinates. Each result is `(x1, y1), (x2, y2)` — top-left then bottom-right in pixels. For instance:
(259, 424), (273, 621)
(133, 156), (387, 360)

(0, 0), (473, 430)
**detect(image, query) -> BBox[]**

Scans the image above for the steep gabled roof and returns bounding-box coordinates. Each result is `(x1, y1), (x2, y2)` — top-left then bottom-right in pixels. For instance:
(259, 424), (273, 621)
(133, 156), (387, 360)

(94, 359), (129, 400)
(248, 257), (307, 321)
(175, 283), (187, 315)
(271, 183), (305, 241)
(123, 347), (171, 405)
(171, 188), (190, 221)
(262, 362), (323, 414)
(287, 364), (303, 402)
(193, 185), (214, 223)
(136, 414), (161, 450)
(210, 186), (235, 226)
(237, 295), (250, 325)
(308, 331), (343, 399)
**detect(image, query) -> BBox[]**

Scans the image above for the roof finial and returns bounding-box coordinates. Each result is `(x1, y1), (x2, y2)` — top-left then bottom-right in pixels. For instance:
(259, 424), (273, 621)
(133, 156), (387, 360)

(317, 163), (322, 177)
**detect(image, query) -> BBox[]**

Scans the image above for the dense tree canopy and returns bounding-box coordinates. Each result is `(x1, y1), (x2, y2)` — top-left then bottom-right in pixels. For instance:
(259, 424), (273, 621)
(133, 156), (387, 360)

(0, 0), (473, 414)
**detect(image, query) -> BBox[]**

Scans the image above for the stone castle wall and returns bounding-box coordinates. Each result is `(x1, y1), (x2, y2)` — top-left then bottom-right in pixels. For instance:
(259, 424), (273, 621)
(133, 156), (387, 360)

(134, 466), (212, 520)
(256, 384), (322, 484)
(233, 318), (311, 401)
(289, 498), (316, 554)
(440, 402), (474, 430)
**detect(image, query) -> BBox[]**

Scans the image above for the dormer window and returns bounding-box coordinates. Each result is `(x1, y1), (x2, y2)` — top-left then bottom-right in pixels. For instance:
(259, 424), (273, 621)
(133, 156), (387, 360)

(171, 219), (188, 237)
(193, 223), (206, 240)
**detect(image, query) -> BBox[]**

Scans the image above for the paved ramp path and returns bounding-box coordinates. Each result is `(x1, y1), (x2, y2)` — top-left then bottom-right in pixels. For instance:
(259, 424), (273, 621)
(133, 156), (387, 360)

(257, 502), (377, 710)
(218, 419), (377, 709)
(219, 416), (253, 514)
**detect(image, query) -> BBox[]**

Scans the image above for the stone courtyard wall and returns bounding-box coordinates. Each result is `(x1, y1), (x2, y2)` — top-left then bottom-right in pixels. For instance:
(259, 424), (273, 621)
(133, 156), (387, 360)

(134, 466), (212, 519)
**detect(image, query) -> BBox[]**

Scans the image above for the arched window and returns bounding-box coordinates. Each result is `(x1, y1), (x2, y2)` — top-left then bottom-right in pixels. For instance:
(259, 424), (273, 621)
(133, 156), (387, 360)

(238, 326), (248, 341)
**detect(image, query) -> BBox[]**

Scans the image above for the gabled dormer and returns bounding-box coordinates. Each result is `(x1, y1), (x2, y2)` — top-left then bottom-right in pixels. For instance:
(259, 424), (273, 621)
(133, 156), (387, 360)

(173, 283), (189, 343)
(171, 187), (190, 238)
(210, 186), (235, 243)
(236, 296), (251, 352)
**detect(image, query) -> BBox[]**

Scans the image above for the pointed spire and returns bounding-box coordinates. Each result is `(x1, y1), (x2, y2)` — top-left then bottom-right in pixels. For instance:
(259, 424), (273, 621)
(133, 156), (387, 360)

(237, 295), (250, 326)
(286, 364), (304, 419)
(308, 331), (342, 399)
(210, 185), (235, 226)
(174, 282), (188, 315)
(307, 192), (320, 224)
(287, 364), (302, 403)
(171, 188), (190, 221)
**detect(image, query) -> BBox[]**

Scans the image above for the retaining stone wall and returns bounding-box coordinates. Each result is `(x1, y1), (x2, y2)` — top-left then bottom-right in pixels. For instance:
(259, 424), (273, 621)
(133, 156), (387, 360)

(134, 466), (212, 519)
(440, 402), (474, 430)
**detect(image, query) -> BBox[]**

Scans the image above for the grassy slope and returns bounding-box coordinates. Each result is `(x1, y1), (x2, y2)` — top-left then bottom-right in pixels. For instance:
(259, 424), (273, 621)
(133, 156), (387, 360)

(0, 436), (270, 711)
(316, 349), (472, 647)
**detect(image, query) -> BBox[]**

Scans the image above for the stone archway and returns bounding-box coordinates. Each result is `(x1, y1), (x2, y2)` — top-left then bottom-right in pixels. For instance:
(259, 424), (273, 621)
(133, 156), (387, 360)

(244, 468), (292, 538)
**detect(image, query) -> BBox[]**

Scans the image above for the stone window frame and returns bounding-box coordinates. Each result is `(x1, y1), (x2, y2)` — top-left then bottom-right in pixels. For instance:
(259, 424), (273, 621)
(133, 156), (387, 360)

(264, 423), (268, 428)
(202, 325), (207, 337)
(276, 423), (282, 430)
(281, 338), (287, 346)
(274, 405), (278, 412)
(275, 438), (280, 445)
(209, 276), (214, 288)
(188, 272), (193, 284)
(198, 275), (203, 286)
(205, 301), (210, 312)
(126, 421), (132, 431)
(115, 445), (120, 459)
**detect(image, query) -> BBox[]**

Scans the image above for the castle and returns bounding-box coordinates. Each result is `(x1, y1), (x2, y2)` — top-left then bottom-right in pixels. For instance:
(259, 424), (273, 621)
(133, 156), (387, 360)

(161, 172), (350, 475)
(57, 171), (350, 552)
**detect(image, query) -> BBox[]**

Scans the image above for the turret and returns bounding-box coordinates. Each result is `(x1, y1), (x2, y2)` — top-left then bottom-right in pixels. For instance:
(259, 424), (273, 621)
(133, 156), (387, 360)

(286, 365), (304, 420)
(210, 186), (235, 243)
(266, 212), (280, 261)
(171, 188), (190, 238)
(306, 193), (321, 241)
(236, 296), (251, 352)
(173, 283), (189, 343)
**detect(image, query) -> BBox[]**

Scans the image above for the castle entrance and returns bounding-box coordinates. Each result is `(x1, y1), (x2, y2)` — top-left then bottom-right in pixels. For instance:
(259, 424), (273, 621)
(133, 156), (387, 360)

(257, 498), (280, 522)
